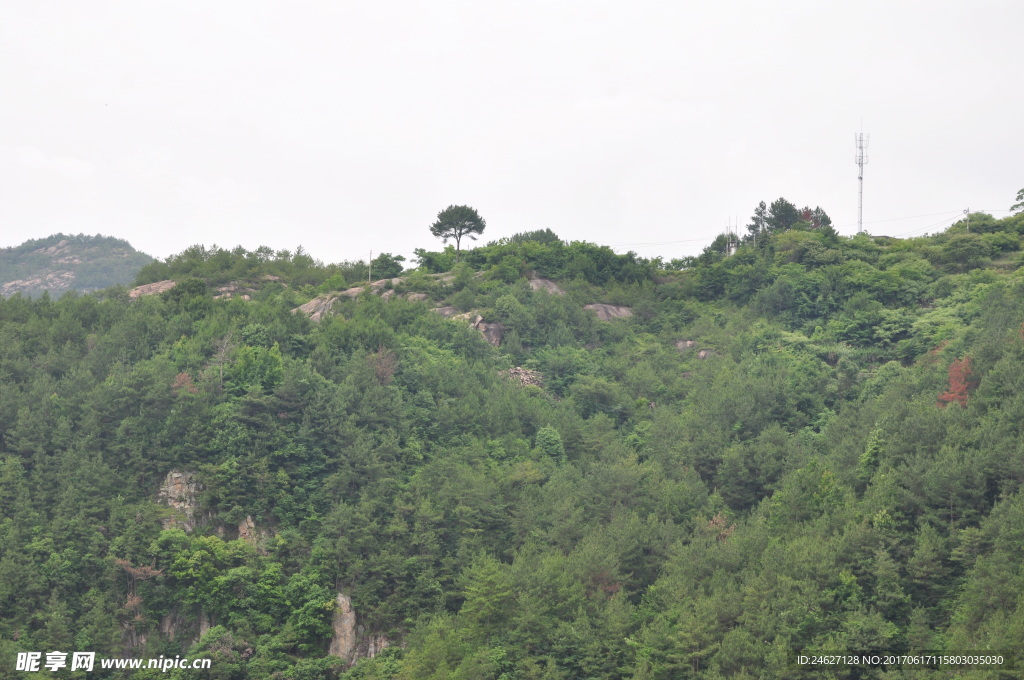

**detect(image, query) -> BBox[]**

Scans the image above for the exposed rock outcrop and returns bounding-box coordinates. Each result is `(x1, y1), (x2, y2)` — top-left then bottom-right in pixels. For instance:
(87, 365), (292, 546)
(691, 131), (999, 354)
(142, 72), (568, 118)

(199, 611), (213, 638)
(237, 515), (269, 554)
(44, 238), (70, 254)
(329, 592), (390, 668)
(674, 339), (714, 358)
(293, 284), (434, 322)
(159, 606), (208, 645)
(129, 280), (177, 298)
(213, 283), (256, 300)
(237, 515), (256, 542)
(363, 634), (390, 659)
(158, 471), (202, 531)
(328, 593), (357, 660)
(507, 367), (543, 387)
(477, 321), (505, 346)
(160, 608), (185, 642)
(121, 625), (147, 653)
(430, 307), (504, 345)
(338, 286), (369, 299)
(527, 276), (565, 295)
(1, 272), (77, 297)
(369, 277), (402, 292)
(293, 295), (340, 322)
(584, 303), (633, 321)
(431, 305), (459, 318)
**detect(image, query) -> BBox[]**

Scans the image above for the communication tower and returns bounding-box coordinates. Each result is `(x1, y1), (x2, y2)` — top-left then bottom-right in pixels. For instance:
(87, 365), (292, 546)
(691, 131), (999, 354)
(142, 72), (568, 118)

(855, 132), (869, 232)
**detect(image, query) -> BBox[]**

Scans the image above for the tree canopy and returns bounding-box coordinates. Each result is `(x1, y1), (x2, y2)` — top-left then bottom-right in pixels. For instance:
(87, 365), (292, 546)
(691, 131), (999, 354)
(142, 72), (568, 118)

(2, 202), (1024, 678)
(1012, 187), (1024, 215)
(429, 205), (486, 261)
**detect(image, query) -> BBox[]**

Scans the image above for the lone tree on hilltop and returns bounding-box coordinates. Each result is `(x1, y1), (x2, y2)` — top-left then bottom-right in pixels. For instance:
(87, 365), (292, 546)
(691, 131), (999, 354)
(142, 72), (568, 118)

(1011, 187), (1024, 215)
(430, 205), (486, 262)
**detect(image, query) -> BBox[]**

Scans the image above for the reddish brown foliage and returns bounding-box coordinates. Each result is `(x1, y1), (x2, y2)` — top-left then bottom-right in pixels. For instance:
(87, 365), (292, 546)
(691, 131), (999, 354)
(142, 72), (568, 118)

(938, 356), (972, 408)
(370, 346), (398, 385)
(115, 558), (162, 581)
(708, 512), (736, 542)
(171, 372), (198, 394)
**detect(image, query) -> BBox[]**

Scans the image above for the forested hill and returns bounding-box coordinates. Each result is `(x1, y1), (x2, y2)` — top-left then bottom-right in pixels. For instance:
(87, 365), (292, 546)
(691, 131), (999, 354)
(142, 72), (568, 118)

(0, 234), (154, 298)
(2, 205), (1024, 679)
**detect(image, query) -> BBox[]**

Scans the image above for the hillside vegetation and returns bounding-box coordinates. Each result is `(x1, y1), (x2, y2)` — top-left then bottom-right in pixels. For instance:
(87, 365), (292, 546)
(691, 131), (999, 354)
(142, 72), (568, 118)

(0, 234), (155, 298)
(2, 205), (1024, 679)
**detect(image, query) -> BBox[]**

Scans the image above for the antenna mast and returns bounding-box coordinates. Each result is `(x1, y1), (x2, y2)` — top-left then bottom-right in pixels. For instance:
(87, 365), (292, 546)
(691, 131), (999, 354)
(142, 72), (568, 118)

(854, 131), (869, 232)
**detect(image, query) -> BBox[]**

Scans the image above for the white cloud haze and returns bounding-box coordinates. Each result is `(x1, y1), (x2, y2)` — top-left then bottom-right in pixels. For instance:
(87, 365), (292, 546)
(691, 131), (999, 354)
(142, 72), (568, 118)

(2, 1), (1021, 264)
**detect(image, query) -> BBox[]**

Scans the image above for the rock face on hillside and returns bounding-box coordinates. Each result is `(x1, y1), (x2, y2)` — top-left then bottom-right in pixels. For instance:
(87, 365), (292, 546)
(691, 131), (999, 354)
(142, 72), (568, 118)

(527, 276), (565, 295)
(584, 303), (633, 321)
(129, 280), (177, 298)
(329, 592), (390, 667)
(213, 283), (256, 300)
(1, 271), (76, 297)
(293, 281), (433, 322)
(430, 307), (505, 346)
(158, 471), (203, 532)
(507, 366), (543, 387)
(369, 278), (402, 291)
(294, 295), (340, 322)
(477, 321), (505, 346)
(675, 339), (716, 358)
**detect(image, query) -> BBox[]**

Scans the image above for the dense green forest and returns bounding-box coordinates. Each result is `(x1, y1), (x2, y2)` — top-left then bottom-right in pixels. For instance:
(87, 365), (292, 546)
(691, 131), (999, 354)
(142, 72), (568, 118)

(2, 200), (1024, 679)
(0, 234), (154, 299)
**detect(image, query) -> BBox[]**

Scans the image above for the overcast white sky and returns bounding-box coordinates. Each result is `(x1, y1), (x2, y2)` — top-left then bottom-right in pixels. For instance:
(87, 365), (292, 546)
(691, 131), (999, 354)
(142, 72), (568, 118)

(2, 1), (1021, 265)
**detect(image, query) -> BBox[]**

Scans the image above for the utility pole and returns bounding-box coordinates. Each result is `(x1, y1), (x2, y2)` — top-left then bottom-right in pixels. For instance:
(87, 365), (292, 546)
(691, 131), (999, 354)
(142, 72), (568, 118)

(368, 251), (372, 285)
(854, 131), (869, 233)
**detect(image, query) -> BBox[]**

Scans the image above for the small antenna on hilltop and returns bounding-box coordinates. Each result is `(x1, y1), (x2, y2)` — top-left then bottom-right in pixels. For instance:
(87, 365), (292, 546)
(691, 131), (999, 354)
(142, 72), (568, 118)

(368, 250), (372, 285)
(725, 216), (739, 256)
(855, 130), (870, 232)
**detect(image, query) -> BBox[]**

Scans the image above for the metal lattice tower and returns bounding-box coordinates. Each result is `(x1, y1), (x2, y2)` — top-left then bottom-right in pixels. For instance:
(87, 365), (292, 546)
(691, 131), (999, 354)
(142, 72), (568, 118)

(725, 216), (740, 256)
(855, 132), (869, 232)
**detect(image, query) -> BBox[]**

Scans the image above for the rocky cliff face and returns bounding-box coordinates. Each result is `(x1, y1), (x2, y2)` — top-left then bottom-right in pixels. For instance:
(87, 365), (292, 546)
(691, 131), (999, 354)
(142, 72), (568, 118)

(328, 592), (390, 667)
(328, 593), (358, 659)
(294, 294), (341, 322)
(527, 275), (565, 295)
(129, 280), (177, 298)
(158, 470), (203, 531)
(584, 303), (633, 321)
